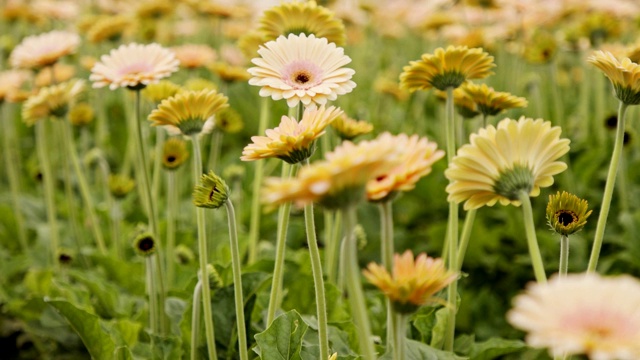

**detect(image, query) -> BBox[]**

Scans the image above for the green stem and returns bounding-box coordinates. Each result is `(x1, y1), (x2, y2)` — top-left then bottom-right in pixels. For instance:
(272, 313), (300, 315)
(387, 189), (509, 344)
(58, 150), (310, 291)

(36, 120), (60, 266)
(166, 171), (177, 286)
(192, 135), (218, 360)
(588, 101), (628, 273)
(559, 235), (569, 277)
(190, 281), (202, 360)
(112, 200), (122, 258)
(393, 314), (406, 360)
(208, 130), (223, 173)
(266, 163), (295, 325)
(225, 200), (249, 360)
(302, 161), (329, 360)
(59, 123), (84, 252)
(147, 255), (159, 333)
(247, 98), (270, 264)
(378, 201), (394, 348)
(343, 206), (376, 360)
(152, 127), (165, 203)
(327, 211), (342, 284)
(456, 209), (477, 270)
(518, 191), (547, 283)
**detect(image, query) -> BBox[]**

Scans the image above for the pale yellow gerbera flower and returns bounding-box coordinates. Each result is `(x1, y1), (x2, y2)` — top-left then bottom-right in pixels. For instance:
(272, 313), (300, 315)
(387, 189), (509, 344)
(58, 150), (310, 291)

(35, 63), (76, 87)
(172, 44), (217, 69)
(445, 117), (570, 210)
(142, 80), (182, 103)
(507, 273), (640, 360)
(258, 1), (346, 46)
(460, 83), (528, 116)
(363, 250), (457, 314)
(546, 191), (592, 237)
(242, 106), (343, 164)
(148, 89), (228, 136)
(367, 133), (445, 202)
(330, 113), (373, 140)
(10, 30), (80, 69)
(588, 50), (640, 105)
(22, 79), (85, 126)
(209, 62), (250, 83)
(400, 46), (495, 91)
(248, 33), (356, 108)
(86, 15), (134, 44)
(0, 70), (31, 103)
(90, 43), (180, 91)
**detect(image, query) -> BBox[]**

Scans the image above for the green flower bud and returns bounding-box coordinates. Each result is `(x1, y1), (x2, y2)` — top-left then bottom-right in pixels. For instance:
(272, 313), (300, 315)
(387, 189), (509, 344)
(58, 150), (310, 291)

(193, 171), (229, 209)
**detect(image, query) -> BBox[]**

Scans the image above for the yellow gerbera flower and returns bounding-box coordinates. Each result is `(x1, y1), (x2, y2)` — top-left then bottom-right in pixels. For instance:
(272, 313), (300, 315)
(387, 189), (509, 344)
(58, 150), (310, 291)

(22, 79), (85, 126)
(142, 80), (182, 104)
(209, 62), (250, 83)
(546, 191), (592, 236)
(258, 1), (346, 46)
(330, 113), (373, 140)
(461, 83), (528, 116)
(162, 137), (189, 170)
(363, 250), (457, 314)
(400, 46), (495, 91)
(148, 89), (229, 136)
(445, 117), (570, 210)
(241, 106), (343, 164)
(172, 44), (217, 69)
(0, 70), (31, 103)
(86, 15), (133, 44)
(35, 63), (75, 87)
(588, 50), (640, 105)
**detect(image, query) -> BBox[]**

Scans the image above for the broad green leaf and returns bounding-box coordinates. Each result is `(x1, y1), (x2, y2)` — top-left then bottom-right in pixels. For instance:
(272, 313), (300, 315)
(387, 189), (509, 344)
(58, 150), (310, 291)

(379, 339), (467, 360)
(255, 310), (308, 360)
(111, 319), (142, 348)
(412, 307), (437, 344)
(23, 268), (53, 296)
(149, 333), (183, 360)
(430, 308), (449, 349)
(165, 297), (188, 337)
(469, 337), (526, 360)
(453, 334), (474, 355)
(69, 270), (120, 319)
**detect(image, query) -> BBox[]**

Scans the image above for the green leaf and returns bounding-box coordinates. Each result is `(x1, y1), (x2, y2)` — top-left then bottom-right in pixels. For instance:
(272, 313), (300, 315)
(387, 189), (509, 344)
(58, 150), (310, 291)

(430, 308), (449, 349)
(412, 307), (437, 344)
(68, 270), (121, 319)
(379, 339), (467, 360)
(255, 310), (309, 360)
(111, 319), (142, 348)
(469, 337), (526, 360)
(149, 333), (183, 360)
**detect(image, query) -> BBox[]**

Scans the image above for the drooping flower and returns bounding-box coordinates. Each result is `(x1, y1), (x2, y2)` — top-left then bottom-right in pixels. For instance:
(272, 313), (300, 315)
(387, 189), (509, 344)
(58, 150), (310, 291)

(90, 43), (180, 91)
(546, 191), (592, 236)
(330, 113), (373, 140)
(445, 117), (570, 210)
(363, 250), (457, 314)
(507, 273), (640, 360)
(172, 44), (217, 69)
(10, 30), (80, 69)
(22, 79), (85, 125)
(460, 83), (528, 117)
(241, 106), (343, 164)
(258, 1), (346, 46)
(400, 45), (495, 91)
(367, 133), (445, 202)
(588, 50), (640, 105)
(248, 33), (356, 108)
(193, 171), (230, 209)
(148, 89), (228, 136)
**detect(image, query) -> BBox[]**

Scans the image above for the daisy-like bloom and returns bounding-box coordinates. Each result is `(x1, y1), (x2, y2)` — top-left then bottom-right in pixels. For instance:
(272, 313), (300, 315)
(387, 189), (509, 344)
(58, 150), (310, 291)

(435, 88), (480, 119)
(209, 62), (250, 83)
(184, 78), (218, 92)
(22, 79), (85, 126)
(546, 191), (592, 236)
(507, 273), (640, 360)
(331, 113), (373, 140)
(192, 171), (230, 209)
(10, 30), (80, 69)
(68, 103), (95, 127)
(363, 250), (457, 314)
(0, 70), (31, 103)
(248, 33), (356, 108)
(142, 80), (182, 103)
(242, 106), (343, 164)
(172, 44), (217, 69)
(523, 30), (558, 65)
(258, 1), (346, 46)
(35, 63), (76, 87)
(90, 43), (180, 91)
(374, 76), (409, 102)
(133, 231), (156, 257)
(445, 117), (570, 210)
(86, 15), (134, 44)
(588, 51), (640, 105)
(215, 107), (244, 134)
(400, 46), (495, 92)
(148, 89), (228, 136)
(109, 174), (135, 199)
(461, 83), (528, 117)
(136, 0), (174, 19)
(162, 137), (189, 170)
(237, 30), (268, 60)
(367, 133), (445, 202)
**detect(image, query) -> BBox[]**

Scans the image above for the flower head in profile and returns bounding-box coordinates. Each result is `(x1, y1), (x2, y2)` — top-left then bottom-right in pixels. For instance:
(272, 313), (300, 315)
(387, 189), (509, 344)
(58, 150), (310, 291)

(330, 113), (373, 140)
(248, 33), (356, 108)
(400, 46), (495, 91)
(367, 133), (445, 202)
(172, 44), (217, 69)
(108, 174), (135, 199)
(507, 273), (640, 360)
(546, 191), (592, 236)
(209, 62), (250, 83)
(22, 79), (85, 125)
(193, 171), (230, 209)
(10, 30), (80, 69)
(363, 250), (457, 314)
(588, 51), (640, 105)
(90, 43), (180, 91)
(148, 89), (228, 136)
(142, 80), (182, 103)
(0, 70), (31, 103)
(162, 137), (189, 170)
(86, 15), (133, 44)
(258, 1), (346, 46)
(241, 106), (343, 164)
(445, 117), (570, 210)
(460, 83), (528, 117)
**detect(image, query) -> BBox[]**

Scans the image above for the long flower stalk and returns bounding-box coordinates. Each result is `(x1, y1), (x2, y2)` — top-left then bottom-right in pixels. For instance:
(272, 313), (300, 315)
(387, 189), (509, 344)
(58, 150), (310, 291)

(393, 313), (406, 360)
(146, 255), (159, 333)
(166, 171), (178, 286)
(559, 235), (569, 277)
(36, 120), (60, 266)
(190, 281), (202, 360)
(326, 211), (342, 284)
(518, 190), (547, 283)
(208, 129), (223, 173)
(456, 209), (477, 269)
(152, 127), (166, 201)
(588, 102), (629, 272)
(379, 201), (395, 348)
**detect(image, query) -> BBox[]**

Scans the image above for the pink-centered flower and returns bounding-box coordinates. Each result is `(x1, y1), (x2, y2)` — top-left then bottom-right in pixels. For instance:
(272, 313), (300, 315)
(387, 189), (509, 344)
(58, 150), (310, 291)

(10, 30), (80, 69)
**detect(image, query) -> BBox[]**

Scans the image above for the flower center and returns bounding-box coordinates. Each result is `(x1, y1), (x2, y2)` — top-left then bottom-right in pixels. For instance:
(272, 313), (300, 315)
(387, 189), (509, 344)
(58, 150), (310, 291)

(138, 236), (154, 251)
(167, 155), (176, 163)
(556, 210), (577, 226)
(283, 60), (323, 90)
(118, 61), (153, 76)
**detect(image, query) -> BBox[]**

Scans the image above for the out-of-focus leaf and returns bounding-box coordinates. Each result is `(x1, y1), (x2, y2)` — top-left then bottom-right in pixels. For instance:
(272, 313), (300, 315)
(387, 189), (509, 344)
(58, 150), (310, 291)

(379, 339), (467, 360)
(254, 310), (308, 360)
(469, 337), (526, 360)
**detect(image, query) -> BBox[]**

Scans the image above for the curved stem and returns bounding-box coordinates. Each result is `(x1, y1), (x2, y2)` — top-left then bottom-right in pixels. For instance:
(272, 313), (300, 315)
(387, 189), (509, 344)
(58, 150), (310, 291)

(588, 101), (629, 272)
(559, 235), (569, 277)
(456, 209), (477, 270)
(190, 281), (202, 360)
(518, 191), (547, 283)
(36, 120), (60, 266)
(378, 201), (394, 348)
(192, 135), (218, 360)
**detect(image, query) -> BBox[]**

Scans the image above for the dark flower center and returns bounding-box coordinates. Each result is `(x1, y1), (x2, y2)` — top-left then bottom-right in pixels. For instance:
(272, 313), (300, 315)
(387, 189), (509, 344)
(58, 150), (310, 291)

(167, 155), (176, 163)
(556, 210), (577, 226)
(138, 237), (155, 251)
(296, 73), (310, 84)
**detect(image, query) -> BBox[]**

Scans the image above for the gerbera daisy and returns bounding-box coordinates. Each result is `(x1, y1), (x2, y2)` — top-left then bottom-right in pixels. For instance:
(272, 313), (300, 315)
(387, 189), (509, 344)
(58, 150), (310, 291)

(241, 105), (342, 164)
(35, 63), (76, 87)
(162, 137), (189, 170)
(209, 62), (250, 83)
(507, 273), (640, 360)
(172, 44), (217, 69)
(588, 50), (640, 105)
(86, 15), (134, 44)
(248, 33), (356, 108)
(400, 45), (495, 91)
(90, 43), (180, 91)
(460, 82), (528, 117)
(148, 89), (228, 136)
(142, 80), (182, 103)
(0, 70), (31, 103)
(445, 117), (570, 210)
(22, 79), (85, 126)
(330, 113), (373, 140)
(546, 191), (592, 237)
(10, 30), (80, 69)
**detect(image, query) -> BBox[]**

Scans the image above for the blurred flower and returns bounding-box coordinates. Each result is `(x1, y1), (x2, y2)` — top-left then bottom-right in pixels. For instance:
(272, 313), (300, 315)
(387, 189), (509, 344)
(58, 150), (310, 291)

(223, 164), (245, 182)
(241, 105), (342, 164)
(68, 103), (95, 127)
(237, 30), (268, 60)
(22, 79), (85, 125)
(214, 107), (244, 134)
(507, 273), (640, 360)
(400, 46), (495, 91)
(136, 0), (174, 19)
(367, 133), (445, 202)
(579, 11), (621, 46)
(0, 70), (31, 103)
(142, 80), (182, 103)
(35, 63), (76, 87)
(460, 83), (528, 117)
(183, 78), (218, 92)
(209, 62), (250, 83)
(109, 174), (135, 199)
(445, 117), (570, 210)
(90, 43), (179, 91)
(248, 33), (356, 108)
(172, 44), (217, 69)
(32, 0), (79, 21)
(133, 231), (156, 257)
(10, 30), (80, 69)
(588, 51), (640, 105)
(436, 87), (480, 119)
(330, 113), (373, 140)
(86, 15), (134, 44)
(193, 171), (230, 209)
(374, 76), (409, 102)
(175, 244), (195, 265)
(148, 89), (228, 136)
(546, 191), (592, 236)
(162, 137), (189, 170)
(200, 263), (224, 291)
(80, 56), (97, 71)
(523, 30), (558, 64)
(258, 1), (346, 46)
(363, 250), (456, 314)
